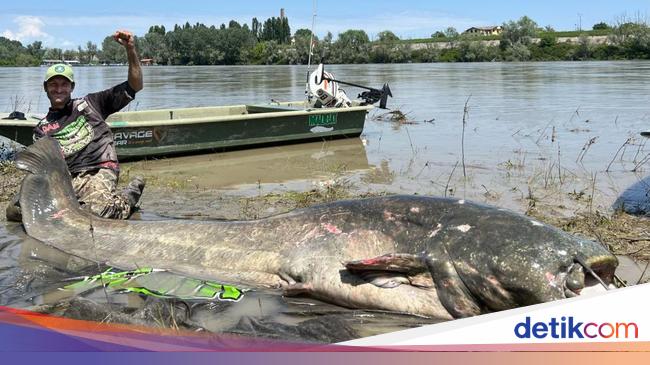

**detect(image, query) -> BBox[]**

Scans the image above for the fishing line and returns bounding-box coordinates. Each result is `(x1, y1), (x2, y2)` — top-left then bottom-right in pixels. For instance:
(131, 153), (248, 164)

(86, 207), (115, 311)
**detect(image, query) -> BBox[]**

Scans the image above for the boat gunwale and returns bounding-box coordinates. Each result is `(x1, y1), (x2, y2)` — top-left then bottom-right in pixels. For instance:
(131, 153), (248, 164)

(105, 104), (373, 128)
(0, 104), (372, 128)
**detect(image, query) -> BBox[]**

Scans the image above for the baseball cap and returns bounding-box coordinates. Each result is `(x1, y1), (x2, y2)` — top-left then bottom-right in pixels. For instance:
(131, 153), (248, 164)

(44, 63), (74, 83)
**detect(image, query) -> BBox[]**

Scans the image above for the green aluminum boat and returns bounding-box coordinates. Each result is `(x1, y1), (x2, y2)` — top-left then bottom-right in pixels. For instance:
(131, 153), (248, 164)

(0, 101), (372, 159)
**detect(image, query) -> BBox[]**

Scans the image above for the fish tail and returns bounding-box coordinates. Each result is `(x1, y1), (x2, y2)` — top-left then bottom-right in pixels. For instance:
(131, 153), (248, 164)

(15, 137), (81, 229)
(16, 136), (68, 174)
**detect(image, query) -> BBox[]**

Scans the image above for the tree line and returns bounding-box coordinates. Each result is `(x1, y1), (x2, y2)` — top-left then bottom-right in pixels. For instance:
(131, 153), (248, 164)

(1, 15), (649, 66)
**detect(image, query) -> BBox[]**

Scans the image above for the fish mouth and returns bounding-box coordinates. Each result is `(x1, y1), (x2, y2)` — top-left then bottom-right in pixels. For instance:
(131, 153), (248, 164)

(563, 255), (618, 298)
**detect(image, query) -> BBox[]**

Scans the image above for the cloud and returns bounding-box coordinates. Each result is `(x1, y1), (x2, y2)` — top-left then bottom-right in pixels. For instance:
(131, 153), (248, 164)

(2, 16), (52, 42)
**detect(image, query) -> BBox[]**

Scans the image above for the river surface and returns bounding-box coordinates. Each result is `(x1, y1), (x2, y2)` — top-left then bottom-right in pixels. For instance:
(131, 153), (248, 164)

(1, 62), (649, 342)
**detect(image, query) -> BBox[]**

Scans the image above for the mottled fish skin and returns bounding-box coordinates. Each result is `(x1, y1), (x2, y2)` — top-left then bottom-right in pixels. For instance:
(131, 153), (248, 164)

(15, 138), (618, 319)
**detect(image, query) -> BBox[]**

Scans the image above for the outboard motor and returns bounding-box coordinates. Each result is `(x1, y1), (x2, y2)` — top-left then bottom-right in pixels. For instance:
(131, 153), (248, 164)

(308, 64), (352, 108)
(306, 64), (392, 109)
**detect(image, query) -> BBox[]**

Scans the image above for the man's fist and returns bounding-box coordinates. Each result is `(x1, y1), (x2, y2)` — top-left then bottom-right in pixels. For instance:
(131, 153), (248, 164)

(113, 30), (134, 47)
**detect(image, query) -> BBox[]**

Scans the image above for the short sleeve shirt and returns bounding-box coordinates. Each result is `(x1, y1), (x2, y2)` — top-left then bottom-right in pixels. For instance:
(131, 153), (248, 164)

(34, 81), (136, 174)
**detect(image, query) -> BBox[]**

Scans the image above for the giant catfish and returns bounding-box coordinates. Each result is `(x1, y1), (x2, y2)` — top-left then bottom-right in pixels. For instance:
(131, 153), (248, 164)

(15, 137), (618, 319)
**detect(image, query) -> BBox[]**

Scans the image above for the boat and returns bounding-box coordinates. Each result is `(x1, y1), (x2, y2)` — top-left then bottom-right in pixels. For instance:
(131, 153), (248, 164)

(0, 100), (372, 160)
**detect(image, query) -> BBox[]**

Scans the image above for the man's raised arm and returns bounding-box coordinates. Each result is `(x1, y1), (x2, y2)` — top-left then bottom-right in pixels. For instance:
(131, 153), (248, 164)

(113, 30), (143, 92)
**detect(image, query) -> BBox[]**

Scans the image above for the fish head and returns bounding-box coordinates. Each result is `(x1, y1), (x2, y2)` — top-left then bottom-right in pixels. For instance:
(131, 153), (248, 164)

(446, 215), (618, 311)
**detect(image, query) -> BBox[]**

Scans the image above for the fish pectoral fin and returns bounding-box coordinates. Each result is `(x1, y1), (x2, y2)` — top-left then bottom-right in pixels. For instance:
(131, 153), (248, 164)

(424, 257), (482, 318)
(344, 253), (427, 274)
(344, 253), (431, 289)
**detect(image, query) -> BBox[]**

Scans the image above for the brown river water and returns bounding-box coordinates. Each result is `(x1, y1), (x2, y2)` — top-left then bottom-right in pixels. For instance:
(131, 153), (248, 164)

(0, 62), (649, 342)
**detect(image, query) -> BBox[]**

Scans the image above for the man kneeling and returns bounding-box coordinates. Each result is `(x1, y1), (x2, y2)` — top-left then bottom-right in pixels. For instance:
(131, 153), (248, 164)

(6, 30), (145, 222)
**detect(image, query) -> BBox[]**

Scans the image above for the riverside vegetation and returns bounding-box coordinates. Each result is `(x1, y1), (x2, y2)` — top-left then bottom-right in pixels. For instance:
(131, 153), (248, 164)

(1, 15), (650, 66)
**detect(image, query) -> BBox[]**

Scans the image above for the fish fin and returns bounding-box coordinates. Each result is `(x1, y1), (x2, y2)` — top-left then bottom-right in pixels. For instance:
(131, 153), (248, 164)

(409, 272), (435, 288)
(356, 271), (410, 288)
(283, 282), (313, 296)
(345, 253), (431, 288)
(16, 137), (68, 176)
(344, 253), (427, 274)
(424, 257), (482, 318)
(15, 137), (81, 229)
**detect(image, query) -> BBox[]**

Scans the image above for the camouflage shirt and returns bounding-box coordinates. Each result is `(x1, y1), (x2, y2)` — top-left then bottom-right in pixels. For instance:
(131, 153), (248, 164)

(34, 81), (136, 174)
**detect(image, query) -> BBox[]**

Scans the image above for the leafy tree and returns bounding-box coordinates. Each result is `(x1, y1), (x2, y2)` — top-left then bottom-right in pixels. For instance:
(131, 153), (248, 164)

(457, 36), (498, 62)
(219, 22), (255, 64)
(85, 42), (98, 63)
(293, 29), (318, 64)
(444, 27), (459, 38)
(609, 21), (650, 59)
(573, 34), (592, 60)
(432, 31), (446, 38)
(43, 48), (63, 60)
(377, 30), (400, 43)
(0, 37), (40, 65)
(63, 49), (78, 62)
(26, 41), (45, 60)
(592, 22), (610, 30)
(100, 35), (127, 64)
(499, 16), (538, 60)
(502, 42), (531, 61)
(500, 16), (538, 50)
(332, 29), (370, 63)
(371, 30), (406, 63)
(261, 17), (291, 44)
(539, 32), (557, 48)
(412, 45), (440, 62)
(251, 18), (261, 40)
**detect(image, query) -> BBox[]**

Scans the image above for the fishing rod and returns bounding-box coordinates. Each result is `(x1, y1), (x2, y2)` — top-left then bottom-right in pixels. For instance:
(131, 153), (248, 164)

(305, 0), (317, 104)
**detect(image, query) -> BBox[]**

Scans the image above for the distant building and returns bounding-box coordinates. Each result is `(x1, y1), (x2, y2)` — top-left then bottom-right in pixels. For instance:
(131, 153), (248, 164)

(140, 58), (154, 66)
(464, 26), (503, 36)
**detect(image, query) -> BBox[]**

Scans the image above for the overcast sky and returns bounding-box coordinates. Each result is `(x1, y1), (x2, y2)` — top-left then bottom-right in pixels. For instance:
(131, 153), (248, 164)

(2, 0), (649, 49)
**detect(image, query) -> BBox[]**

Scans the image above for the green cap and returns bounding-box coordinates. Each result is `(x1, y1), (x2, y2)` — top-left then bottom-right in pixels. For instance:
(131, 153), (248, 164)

(44, 63), (74, 83)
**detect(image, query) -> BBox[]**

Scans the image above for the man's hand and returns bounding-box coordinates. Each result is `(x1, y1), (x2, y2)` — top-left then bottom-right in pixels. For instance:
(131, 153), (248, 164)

(113, 30), (135, 49)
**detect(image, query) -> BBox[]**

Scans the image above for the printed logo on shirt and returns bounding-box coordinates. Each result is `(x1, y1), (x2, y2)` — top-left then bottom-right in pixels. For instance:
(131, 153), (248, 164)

(38, 121), (61, 134)
(53, 115), (95, 156)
